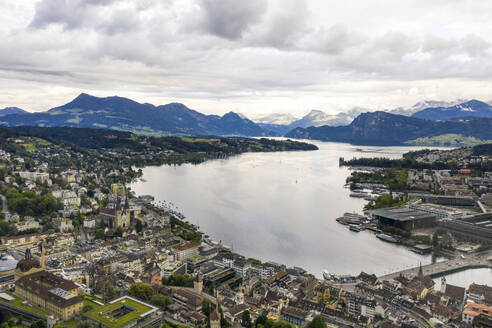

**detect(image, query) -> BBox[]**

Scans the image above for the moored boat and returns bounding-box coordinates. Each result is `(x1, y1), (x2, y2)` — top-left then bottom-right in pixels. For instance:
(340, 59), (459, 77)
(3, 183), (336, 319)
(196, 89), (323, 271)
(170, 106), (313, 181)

(349, 225), (361, 232)
(376, 233), (398, 243)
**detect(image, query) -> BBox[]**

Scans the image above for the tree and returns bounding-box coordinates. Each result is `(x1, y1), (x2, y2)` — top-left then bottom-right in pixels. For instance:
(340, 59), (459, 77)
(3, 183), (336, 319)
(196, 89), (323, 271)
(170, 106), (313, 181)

(151, 294), (171, 309)
(76, 321), (95, 328)
(242, 310), (252, 328)
(129, 282), (153, 301)
(307, 315), (326, 328)
(96, 228), (104, 239)
(115, 226), (123, 237)
(162, 274), (194, 287)
(30, 320), (46, 328)
(432, 232), (439, 247)
(136, 220), (143, 233)
(255, 313), (268, 328)
(202, 299), (211, 317)
(83, 304), (94, 313)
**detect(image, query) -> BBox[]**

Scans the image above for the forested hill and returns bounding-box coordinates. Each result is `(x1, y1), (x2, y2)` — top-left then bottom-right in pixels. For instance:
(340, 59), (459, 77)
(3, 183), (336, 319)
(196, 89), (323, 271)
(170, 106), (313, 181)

(1, 126), (318, 155)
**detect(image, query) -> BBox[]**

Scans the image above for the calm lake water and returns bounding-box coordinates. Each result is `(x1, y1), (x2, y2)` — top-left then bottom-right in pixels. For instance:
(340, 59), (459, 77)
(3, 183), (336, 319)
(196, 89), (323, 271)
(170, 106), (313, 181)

(132, 141), (444, 278)
(433, 268), (492, 290)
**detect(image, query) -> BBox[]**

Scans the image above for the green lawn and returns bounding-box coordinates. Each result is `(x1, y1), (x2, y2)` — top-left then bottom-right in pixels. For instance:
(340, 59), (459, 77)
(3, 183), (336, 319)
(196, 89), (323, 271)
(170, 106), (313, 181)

(1, 294), (49, 317)
(81, 294), (104, 309)
(54, 319), (79, 328)
(85, 297), (153, 328)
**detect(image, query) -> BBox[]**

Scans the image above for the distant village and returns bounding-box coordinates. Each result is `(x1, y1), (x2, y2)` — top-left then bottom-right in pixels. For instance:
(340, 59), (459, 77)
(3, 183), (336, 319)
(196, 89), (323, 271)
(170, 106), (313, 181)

(0, 135), (491, 328)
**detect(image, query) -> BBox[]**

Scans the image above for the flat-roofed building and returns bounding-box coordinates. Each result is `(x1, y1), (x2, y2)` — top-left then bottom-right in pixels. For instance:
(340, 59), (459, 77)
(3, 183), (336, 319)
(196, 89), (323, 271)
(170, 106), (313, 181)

(173, 242), (200, 261)
(371, 207), (437, 231)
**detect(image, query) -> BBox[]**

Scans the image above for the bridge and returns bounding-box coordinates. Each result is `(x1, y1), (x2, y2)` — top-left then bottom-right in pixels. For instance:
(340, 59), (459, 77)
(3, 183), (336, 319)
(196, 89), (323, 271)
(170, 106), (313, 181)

(379, 250), (492, 281)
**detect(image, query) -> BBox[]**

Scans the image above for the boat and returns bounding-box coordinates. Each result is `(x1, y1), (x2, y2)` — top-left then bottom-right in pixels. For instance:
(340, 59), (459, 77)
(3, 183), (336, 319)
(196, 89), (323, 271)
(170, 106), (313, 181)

(349, 225), (361, 232)
(376, 233), (398, 243)
(336, 217), (349, 225)
(336, 212), (366, 225)
(350, 191), (369, 198)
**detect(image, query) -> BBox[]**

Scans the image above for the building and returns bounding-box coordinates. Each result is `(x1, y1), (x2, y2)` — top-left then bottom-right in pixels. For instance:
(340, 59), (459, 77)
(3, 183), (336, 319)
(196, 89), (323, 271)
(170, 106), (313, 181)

(17, 171), (51, 184)
(172, 289), (203, 311)
(14, 220), (40, 233)
(85, 296), (161, 328)
(111, 183), (126, 198)
(210, 306), (221, 328)
(438, 215), (492, 245)
(15, 248), (43, 281)
(173, 242), (200, 261)
(281, 306), (309, 326)
(371, 207), (437, 231)
(468, 284), (492, 306)
(15, 271), (83, 320)
(346, 293), (376, 319)
(54, 218), (74, 232)
(0, 254), (17, 288)
(194, 273), (203, 294)
(83, 217), (96, 229)
(462, 302), (492, 324)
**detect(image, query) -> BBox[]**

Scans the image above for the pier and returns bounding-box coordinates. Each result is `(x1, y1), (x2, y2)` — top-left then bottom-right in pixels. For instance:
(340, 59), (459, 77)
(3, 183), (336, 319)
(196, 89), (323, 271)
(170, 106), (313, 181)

(379, 250), (492, 281)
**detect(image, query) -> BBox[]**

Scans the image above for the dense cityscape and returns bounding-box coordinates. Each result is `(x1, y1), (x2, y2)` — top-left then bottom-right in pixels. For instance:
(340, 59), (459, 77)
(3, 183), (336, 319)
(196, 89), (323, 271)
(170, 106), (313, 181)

(0, 127), (488, 328)
(2, 1), (492, 328)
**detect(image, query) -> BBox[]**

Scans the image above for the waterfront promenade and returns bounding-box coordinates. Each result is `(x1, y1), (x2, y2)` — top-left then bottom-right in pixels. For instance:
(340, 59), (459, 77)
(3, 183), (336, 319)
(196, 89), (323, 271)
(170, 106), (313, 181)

(379, 250), (492, 281)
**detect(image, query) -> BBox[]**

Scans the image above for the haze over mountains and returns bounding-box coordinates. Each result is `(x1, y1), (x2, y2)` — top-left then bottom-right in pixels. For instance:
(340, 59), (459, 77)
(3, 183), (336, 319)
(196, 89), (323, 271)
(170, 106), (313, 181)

(3, 94), (492, 146)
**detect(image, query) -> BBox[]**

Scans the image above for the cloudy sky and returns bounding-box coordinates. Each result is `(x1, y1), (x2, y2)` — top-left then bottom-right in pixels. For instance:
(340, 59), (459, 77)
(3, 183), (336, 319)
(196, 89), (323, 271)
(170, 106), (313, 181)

(2, 0), (492, 116)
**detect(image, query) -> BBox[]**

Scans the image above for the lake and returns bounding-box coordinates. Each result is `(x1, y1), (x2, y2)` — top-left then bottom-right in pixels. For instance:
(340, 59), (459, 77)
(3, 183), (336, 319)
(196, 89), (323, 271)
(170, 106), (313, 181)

(131, 140), (442, 278)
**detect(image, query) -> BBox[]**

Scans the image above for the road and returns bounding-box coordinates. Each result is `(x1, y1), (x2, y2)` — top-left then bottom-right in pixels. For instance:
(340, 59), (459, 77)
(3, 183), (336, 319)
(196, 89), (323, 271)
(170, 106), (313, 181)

(379, 251), (492, 281)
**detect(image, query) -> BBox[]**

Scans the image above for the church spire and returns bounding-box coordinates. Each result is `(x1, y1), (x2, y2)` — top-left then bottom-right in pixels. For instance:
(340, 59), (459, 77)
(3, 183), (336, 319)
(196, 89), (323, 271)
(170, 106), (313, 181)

(418, 262), (423, 279)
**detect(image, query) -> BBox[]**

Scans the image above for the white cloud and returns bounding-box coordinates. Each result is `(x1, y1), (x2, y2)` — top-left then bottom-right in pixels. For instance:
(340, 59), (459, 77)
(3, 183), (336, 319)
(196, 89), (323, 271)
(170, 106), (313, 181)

(1, 0), (492, 115)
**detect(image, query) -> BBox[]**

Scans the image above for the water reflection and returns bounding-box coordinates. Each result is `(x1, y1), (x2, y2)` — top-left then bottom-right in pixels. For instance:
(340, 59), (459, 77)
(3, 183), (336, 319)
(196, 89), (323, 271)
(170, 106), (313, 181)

(132, 141), (443, 278)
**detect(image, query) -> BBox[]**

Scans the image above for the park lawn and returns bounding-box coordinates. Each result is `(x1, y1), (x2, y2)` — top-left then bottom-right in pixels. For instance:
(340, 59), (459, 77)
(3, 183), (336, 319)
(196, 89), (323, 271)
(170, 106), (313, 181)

(85, 298), (153, 328)
(21, 143), (37, 152)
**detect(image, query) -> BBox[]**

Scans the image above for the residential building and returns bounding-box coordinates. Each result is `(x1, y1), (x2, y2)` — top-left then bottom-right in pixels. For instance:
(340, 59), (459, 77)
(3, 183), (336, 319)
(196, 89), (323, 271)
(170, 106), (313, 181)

(463, 302), (492, 324)
(173, 242), (200, 261)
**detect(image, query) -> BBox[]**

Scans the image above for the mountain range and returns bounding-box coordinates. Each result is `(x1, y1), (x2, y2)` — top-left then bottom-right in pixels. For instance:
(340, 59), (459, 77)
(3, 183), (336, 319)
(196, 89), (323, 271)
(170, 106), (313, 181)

(411, 99), (492, 121)
(0, 107), (28, 116)
(0, 93), (267, 137)
(3, 94), (492, 145)
(285, 111), (492, 145)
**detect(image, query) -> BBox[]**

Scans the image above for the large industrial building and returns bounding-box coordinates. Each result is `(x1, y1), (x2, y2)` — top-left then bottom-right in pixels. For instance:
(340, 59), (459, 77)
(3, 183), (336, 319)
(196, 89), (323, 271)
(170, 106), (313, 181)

(438, 213), (492, 245)
(371, 207), (438, 231)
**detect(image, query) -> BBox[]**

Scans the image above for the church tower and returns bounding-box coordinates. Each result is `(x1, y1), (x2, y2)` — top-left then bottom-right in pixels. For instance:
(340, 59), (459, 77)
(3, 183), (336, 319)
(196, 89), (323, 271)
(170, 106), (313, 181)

(210, 289), (221, 328)
(440, 276), (447, 294)
(194, 273), (203, 294)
